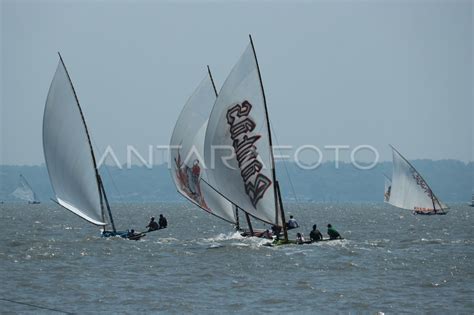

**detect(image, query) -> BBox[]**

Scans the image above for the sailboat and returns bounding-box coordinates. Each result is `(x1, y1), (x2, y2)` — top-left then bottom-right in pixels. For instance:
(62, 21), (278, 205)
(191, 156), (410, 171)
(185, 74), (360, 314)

(203, 35), (290, 242)
(170, 66), (268, 236)
(12, 174), (40, 204)
(470, 194), (474, 207)
(170, 67), (241, 228)
(387, 145), (448, 215)
(43, 53), (141, 239)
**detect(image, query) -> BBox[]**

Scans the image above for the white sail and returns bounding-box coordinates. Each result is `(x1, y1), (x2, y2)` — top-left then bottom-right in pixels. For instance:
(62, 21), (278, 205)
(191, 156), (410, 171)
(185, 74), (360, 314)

(388, 145), (448, 212)
(11, 174), (38, 203)
(170, 72), (237, 224)
(383, 175), (391, 203)
(43, 58), (106, 226)
(204, 42), (281, 226)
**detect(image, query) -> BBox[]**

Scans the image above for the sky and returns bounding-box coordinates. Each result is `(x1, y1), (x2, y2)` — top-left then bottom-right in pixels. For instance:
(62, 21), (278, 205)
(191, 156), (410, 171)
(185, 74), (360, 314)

(1, 0), (472, 166)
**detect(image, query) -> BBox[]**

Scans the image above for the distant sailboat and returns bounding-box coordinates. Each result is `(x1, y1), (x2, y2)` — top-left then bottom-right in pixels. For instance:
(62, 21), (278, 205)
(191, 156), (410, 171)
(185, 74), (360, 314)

(43, 53), (141, 239)
(203, 35), (289, 241)
(11, 174), (40, 204)
(170, 67), (240, 227)
(387, 145), (448, 215)
(470, 194), (474, 207)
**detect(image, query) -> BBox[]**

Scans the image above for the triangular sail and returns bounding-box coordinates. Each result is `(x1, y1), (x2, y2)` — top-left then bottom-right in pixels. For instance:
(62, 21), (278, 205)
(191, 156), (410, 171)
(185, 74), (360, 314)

(11, 174), (38, 202)
(383, 174), (391, 203)
(204, 41), (281, 226)
(170, 71), (237, 224)
(388, 145), (448, 212)
(43, 56), (106, 226)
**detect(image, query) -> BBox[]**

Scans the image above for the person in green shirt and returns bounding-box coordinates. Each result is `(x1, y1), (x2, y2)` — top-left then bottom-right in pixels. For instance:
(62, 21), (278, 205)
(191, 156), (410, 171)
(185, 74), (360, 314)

(327, 224), (342, 239)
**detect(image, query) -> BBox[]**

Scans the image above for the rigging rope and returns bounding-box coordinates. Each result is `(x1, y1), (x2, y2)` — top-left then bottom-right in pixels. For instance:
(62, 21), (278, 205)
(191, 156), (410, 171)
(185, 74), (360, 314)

(91, 138), (131, 224)
(0, 298), (73, 314)
(269, 121), (299, 204)
(92, 139), (125, 202)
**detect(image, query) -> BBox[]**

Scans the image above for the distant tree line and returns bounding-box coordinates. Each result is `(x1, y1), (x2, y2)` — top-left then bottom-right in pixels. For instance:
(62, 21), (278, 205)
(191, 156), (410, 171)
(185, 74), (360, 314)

(1, 160), (472, 203)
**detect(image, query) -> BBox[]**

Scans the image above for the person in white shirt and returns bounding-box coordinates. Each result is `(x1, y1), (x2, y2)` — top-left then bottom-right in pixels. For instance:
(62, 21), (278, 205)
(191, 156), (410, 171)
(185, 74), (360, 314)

(287, 215), (299, 229)
(296, 232), (305, 244)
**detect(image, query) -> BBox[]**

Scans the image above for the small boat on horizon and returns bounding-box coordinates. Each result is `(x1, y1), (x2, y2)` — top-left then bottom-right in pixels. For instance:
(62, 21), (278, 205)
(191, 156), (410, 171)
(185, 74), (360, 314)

(11, 174), (41, 204)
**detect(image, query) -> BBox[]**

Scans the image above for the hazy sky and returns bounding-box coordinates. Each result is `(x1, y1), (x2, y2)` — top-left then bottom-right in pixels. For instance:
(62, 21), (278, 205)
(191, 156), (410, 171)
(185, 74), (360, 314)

(1, 0), (472, 165)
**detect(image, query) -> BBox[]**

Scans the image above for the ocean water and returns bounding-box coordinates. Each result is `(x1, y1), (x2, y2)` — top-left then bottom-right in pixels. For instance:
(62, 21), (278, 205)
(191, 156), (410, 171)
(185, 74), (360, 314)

(0, 202), (473, 314)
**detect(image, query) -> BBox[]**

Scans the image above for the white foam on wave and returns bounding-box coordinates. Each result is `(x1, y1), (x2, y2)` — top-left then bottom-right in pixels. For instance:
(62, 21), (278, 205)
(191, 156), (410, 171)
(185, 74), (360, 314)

(202, 231), (244, 242)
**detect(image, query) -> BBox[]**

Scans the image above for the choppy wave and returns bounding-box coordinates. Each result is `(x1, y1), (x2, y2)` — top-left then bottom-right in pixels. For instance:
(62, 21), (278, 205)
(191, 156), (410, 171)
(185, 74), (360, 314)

(0, 202), (472, 313)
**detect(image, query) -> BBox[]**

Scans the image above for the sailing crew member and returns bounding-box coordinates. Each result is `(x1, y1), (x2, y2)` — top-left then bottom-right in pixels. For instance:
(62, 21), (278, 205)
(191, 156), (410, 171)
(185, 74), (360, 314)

(146, 217), (159, 231)
(287, 215), (299, 229)
(271, 225), (282, 241)
(327, 224), (342, 239)
(127, 229), (144, 241)
(158, 214), (168, 229)
(309, 224), (323, 242)
(128, 229), (137, 238)
(261, 229), (272, 239)
(296, 232), (306, 244)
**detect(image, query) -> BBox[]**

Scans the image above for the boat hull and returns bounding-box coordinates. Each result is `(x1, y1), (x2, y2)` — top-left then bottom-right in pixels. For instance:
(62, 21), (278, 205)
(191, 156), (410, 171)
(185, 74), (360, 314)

(101, 230), (129, 238)
(101, 230), (147, 240)
(413, 211), (448, 215)
(240, 229), (268, 238)
(266, 238), (344, 246)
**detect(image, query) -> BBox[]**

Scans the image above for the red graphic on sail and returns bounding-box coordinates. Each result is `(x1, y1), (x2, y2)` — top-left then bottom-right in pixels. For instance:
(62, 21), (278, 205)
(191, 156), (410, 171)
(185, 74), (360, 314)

(174, 149), (211, 212)
(384, 186), (391, 202)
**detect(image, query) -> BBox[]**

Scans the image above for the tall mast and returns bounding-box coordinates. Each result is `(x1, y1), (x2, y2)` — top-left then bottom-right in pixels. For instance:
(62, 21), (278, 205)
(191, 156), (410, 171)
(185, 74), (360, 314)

(249, 35), (288, 240)
(57, 52), (111, 224)
(245, 212), (254, 236)
(98, 176), (116, 232)
(207, 65), (218, 97)
(234, 205), (240, 230)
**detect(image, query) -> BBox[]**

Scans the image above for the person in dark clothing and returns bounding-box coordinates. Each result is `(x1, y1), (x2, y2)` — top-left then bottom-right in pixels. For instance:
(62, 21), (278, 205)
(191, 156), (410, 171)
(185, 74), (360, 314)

(309, 224), (323, 242)
(146, 217), (159, 231)
(127, 229), (145, 241)
(158, 214), (168, 229)
(271, 225), (282, 237)
(327, 224), (342, 239)
(261, 229), (272, 240)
